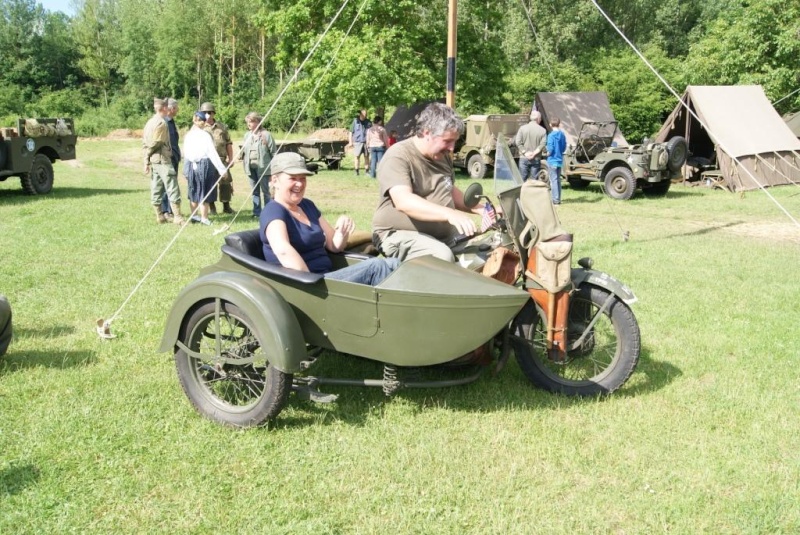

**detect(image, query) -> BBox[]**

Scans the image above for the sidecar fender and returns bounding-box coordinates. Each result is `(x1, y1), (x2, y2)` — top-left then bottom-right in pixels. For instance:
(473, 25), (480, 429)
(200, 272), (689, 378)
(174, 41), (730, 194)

(159, 271), (306, 374)
(570, 268), (638, 305)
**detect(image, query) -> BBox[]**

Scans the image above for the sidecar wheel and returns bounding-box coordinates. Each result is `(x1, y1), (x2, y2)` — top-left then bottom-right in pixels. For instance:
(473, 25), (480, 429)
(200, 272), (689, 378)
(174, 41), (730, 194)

(175, 301), (292, 427)
(511, 286), (640, 395)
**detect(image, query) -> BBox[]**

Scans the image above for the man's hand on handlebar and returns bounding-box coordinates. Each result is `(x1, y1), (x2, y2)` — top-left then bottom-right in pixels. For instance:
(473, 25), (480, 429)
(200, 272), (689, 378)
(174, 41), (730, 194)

(447, 211), (478, 237)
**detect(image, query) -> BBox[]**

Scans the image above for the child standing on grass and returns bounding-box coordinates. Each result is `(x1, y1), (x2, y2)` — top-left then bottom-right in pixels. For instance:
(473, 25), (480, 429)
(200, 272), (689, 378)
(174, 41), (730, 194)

(546, 116), (567, 205)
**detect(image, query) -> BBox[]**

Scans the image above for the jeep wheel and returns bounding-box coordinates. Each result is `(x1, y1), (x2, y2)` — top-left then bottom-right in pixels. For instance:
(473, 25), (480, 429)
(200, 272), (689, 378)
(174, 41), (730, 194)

(666, 136), (688, 172)
(604, 167), (636, 200)
(467, 154), (488, 179)
(642, 180), (671, 197)
(20, 154), (54, 195)
(567, 176), (591, 190)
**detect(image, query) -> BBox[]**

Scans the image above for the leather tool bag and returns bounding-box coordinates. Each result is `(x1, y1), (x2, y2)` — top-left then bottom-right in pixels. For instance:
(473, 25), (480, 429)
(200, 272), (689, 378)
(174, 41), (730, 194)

(481, 246), (521, 285)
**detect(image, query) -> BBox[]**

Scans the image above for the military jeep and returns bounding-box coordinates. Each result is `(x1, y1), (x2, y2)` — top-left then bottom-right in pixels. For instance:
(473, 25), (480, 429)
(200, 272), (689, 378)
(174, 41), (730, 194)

(453, 114), (529, 179)
(0, 117), (77, 195)
(560, 121), (687, 200)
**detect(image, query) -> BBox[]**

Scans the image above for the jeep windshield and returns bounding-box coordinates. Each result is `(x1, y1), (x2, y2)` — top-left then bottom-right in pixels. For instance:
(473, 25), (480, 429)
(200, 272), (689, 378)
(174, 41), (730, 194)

(492, 134), (522, 195)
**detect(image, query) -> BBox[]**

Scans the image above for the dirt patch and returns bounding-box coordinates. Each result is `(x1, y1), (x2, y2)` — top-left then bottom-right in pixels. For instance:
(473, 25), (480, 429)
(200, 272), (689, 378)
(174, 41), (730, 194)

(723, 221), (800, 244)
(308, 128), (349, 142)
(105, 129), (143, 140)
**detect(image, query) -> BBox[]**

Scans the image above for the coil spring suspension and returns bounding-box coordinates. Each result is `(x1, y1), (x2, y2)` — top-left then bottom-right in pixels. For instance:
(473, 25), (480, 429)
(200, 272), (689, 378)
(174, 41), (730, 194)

(382, 365), (401, 396)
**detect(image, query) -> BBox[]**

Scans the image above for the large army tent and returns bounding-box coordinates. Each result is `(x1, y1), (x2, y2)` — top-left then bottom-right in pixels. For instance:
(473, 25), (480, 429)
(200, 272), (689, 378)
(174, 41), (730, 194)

(655, 85), (800, 191)
(534, 92), (628, 147)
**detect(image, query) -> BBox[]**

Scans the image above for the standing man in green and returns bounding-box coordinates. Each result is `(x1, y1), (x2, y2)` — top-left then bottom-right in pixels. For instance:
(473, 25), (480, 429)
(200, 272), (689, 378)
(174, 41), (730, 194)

(200, 102), (234, 214)
(143, 98), (185, 225)
(515, 110), (547, 181)
(242, 111), (278, 218)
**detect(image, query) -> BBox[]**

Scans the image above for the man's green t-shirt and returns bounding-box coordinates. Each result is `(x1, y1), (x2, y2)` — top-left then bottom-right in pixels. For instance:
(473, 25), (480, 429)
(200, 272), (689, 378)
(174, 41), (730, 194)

(372, 137), (457, 241)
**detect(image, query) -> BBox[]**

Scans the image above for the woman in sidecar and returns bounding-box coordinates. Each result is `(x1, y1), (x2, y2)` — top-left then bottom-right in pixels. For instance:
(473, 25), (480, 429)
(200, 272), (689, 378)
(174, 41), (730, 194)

(259, 152), (398, 285)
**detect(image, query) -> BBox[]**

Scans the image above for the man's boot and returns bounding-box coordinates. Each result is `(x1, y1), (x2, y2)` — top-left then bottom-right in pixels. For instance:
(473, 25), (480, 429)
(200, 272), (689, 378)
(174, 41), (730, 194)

(170, 203), (186, 225)
(209, 202), (218, 215)
(154, 206), (167, 224)
(222, 202), (233, 214)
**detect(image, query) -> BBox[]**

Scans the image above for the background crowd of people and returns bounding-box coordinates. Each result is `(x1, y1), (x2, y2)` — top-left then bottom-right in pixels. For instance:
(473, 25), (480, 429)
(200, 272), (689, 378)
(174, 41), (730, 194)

(142, 99), (279, 226)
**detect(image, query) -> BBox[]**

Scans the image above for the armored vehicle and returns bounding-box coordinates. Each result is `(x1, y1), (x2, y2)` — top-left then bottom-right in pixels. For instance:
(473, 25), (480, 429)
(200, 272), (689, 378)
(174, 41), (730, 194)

(453, 114), (529, 179)
(560, 120), (687, 199)
(0, 117), (77, 195)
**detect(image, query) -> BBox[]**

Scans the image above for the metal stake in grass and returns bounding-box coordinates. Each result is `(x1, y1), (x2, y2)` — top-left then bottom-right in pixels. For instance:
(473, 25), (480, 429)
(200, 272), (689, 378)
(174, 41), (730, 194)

(600, 185), (631, 242)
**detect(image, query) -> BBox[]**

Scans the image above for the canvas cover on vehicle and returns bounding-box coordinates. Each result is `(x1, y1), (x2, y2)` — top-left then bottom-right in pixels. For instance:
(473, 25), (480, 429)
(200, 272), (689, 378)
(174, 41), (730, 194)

(655, 85), (800, 191)
(534, 92), (628, 147)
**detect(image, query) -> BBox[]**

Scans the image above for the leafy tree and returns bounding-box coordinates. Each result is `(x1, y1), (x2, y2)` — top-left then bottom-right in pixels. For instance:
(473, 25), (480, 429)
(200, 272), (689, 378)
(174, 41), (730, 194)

(72, 0), (122, 106)
(685, 0), (800, 113)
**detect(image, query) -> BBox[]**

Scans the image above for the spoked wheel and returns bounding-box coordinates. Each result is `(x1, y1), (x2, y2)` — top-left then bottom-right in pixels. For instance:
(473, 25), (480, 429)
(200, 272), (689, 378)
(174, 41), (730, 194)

(175, 301), (292, 427)
(511, 286), (641, 395)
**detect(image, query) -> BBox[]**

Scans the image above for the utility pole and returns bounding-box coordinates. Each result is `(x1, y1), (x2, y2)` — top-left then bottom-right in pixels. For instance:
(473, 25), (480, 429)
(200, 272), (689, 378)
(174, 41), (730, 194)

(446, 0), (457, 109)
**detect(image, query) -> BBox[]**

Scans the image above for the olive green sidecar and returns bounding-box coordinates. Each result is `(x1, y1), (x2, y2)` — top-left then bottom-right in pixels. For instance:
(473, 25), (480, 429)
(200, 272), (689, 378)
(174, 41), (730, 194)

(159, 229), (530, 427)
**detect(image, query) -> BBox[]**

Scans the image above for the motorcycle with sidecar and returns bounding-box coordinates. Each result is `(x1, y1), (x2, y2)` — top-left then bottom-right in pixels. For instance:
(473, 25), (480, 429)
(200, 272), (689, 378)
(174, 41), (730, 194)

(160, 138), (641, 428)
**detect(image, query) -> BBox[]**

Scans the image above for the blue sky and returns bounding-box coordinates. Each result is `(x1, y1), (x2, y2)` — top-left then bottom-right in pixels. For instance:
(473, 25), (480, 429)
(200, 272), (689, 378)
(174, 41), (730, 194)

(39, 0), (76, 16)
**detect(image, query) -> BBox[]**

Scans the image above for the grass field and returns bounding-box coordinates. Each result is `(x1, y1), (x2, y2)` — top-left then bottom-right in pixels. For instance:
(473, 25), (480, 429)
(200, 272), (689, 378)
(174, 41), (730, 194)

(2, 138), (800, 533)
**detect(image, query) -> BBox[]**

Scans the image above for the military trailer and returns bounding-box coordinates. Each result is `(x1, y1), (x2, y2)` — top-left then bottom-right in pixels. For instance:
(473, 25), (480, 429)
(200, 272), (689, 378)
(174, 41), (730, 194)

(276, 138), (346, 170)
(535, 92), (687, 200)
(453, 114), (529, 179)
(0, 117), (77, 195)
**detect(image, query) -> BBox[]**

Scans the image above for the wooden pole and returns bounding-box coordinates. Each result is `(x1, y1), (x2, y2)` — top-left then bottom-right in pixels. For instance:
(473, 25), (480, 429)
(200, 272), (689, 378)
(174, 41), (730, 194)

(446, 0), (457, 109)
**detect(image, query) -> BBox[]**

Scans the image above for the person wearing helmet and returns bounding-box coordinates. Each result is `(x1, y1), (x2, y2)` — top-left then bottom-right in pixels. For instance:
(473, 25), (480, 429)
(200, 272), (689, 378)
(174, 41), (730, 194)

(200, 102), (234, 214)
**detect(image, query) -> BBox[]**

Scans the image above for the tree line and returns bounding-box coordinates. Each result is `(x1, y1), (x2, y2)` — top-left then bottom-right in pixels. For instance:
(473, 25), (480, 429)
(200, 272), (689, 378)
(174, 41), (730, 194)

(1, 0), (797, 140)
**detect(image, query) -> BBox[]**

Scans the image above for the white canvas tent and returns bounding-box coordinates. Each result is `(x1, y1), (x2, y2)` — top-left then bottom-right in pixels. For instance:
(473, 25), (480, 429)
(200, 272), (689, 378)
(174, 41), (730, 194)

(655, 85), (800, 191)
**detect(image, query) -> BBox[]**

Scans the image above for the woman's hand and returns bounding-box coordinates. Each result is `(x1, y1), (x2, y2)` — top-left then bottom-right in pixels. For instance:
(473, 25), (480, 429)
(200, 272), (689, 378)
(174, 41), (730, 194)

(321, 215), (356, 252)
(333, 215), (355, 250)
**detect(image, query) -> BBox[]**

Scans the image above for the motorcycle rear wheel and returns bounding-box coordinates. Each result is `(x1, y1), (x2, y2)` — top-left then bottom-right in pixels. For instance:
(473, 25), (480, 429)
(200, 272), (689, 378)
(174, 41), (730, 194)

(511, 285), (640, 395)
(175, 301), (292, 427)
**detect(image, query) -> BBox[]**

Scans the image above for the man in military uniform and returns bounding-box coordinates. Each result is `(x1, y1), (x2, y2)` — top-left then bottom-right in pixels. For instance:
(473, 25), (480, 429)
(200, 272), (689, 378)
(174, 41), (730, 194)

(143, 98), (185, 224)
(200, 102), (234, 214)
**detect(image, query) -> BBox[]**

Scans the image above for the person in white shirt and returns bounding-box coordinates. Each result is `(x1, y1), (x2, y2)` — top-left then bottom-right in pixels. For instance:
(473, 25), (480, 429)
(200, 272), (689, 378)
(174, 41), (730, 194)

(182, 112), (229, 225)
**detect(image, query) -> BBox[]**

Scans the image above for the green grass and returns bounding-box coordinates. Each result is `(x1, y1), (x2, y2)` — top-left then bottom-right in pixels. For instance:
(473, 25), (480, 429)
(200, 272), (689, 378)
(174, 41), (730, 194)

(2, 139), (800, 533)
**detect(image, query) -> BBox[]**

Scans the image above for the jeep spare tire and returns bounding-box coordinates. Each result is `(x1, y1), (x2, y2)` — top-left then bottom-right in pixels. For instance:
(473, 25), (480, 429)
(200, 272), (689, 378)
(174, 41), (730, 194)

(666, 136), (688, 172)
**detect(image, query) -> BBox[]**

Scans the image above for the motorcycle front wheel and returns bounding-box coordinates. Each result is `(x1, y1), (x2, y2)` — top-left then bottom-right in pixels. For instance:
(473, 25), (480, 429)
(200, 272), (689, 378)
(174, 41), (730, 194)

(511, 285), (640, 395)
(174, 301), (292, 427)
